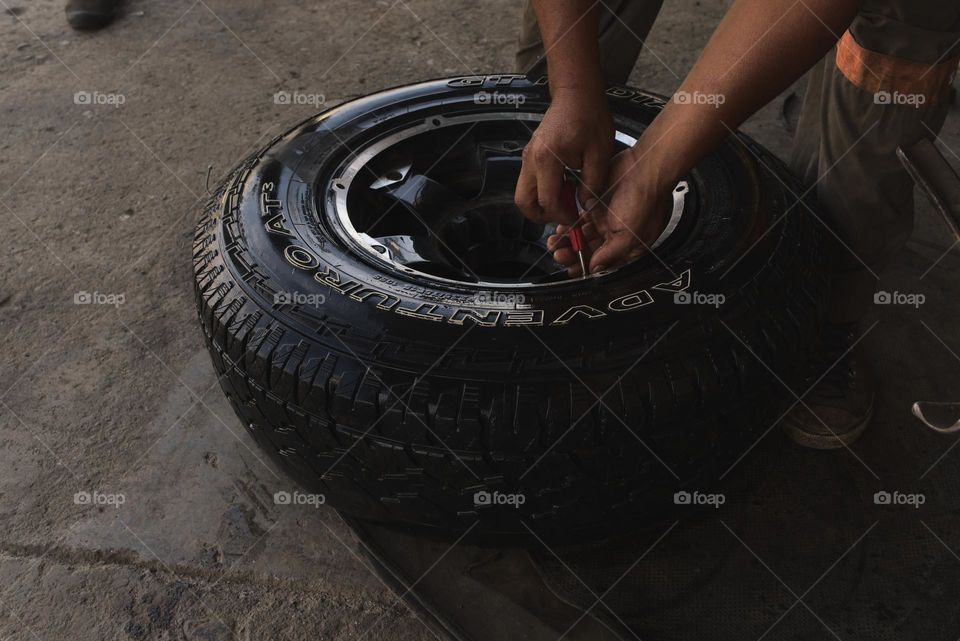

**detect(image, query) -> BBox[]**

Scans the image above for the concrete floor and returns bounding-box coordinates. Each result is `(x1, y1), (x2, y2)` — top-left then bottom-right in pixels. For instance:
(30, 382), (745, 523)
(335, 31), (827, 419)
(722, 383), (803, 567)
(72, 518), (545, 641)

(1, 0), (959, 639)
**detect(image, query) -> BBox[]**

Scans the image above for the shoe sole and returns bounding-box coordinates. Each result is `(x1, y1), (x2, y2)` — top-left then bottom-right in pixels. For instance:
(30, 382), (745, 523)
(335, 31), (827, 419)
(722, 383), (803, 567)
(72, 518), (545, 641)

(65, 10), (116, 30)
(782, 402), (874, 450)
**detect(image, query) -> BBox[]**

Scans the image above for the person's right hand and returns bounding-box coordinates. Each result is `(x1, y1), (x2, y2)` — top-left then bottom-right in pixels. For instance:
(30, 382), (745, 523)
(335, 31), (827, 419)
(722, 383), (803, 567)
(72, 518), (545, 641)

(546, 147), (675, 276)
(514, 88), (614, 226)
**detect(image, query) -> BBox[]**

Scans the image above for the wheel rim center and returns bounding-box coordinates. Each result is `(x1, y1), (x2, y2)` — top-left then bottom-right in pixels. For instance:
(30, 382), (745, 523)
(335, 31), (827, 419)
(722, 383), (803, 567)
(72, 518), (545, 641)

(326, 112), (687, 288)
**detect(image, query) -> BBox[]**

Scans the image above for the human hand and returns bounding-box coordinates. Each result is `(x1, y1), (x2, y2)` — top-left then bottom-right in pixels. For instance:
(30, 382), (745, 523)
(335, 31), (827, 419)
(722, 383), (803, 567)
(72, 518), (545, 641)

(547, 148), (674, 276)
(515, 89), (614, 226)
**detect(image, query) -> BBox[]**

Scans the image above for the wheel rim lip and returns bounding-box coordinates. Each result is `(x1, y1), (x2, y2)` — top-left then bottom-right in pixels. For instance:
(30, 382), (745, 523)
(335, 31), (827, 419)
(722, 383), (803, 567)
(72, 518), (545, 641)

(325, 111), (688, 290)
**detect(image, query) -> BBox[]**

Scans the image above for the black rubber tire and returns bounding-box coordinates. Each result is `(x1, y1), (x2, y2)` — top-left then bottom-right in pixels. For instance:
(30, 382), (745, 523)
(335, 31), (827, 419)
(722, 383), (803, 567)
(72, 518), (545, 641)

(193, 75), (830, 545)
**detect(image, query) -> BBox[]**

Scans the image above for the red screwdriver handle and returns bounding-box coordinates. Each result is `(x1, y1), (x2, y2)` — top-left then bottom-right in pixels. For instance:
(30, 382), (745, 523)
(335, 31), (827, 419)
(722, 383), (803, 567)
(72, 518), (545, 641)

(560, 181), (587, 252)
(569, 227), (586, 252)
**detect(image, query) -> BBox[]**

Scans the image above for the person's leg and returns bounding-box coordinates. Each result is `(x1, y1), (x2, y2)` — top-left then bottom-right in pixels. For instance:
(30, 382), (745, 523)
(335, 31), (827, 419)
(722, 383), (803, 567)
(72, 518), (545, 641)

(516, 0), (665, 85)
(785, 0), (960, 448)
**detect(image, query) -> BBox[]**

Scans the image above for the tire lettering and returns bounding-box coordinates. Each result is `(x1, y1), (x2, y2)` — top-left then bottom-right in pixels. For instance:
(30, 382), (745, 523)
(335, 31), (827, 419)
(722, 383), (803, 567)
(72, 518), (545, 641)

(284, 245), (319, 270)
(447, 74), (526, 88)
(489, 74), (526, 86)
(265, 213), (294, 237)
(447, 76), (483, 87)
(395, 302), (446, 322)
(607, 87), (633, 99)
(449, 308), (501, 327)
(605, 87), (662, 108)
(551, 305), (606, 326)
(609, 290), (654, 311)
(315, 266), (362, 295)
(277, 240), (696, 327)
(349, 287), (400, 311)
(261, 181), (281, 216)
(652, 269), (691, 293)
(503, 310), (545, 327)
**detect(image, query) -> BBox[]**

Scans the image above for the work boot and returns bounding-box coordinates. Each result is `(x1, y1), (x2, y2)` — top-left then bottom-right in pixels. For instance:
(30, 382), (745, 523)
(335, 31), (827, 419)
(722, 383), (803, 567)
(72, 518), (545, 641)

(65, 0), (119, 30)
(782, 322), (876, 449)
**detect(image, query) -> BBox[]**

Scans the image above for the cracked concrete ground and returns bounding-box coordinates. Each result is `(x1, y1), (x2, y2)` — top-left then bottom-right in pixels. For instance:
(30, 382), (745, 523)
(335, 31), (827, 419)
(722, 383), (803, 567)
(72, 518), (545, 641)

(1, 0), (959, 639)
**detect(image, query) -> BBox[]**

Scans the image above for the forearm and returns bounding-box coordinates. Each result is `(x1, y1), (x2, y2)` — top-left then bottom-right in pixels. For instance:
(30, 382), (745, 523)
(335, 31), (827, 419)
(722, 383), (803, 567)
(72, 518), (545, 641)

(636, 0), (863, 189)
(517, 0), (615, 217)
(531, 0), (605, 98)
